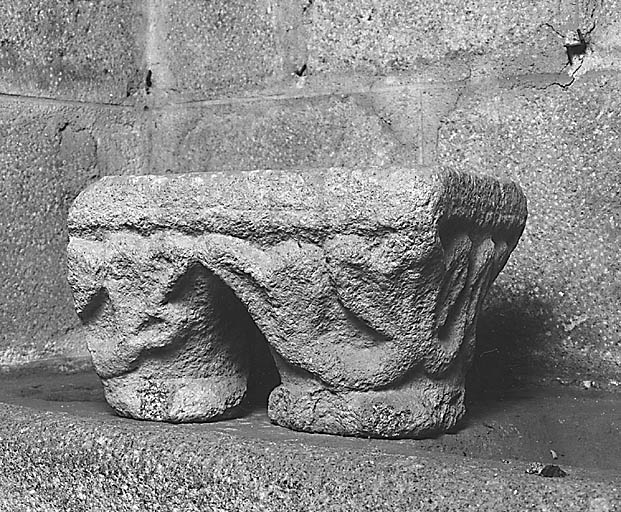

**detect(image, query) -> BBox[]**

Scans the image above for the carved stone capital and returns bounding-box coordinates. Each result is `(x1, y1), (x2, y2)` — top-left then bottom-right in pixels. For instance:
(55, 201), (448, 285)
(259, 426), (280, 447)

(68, 167), (527, 437)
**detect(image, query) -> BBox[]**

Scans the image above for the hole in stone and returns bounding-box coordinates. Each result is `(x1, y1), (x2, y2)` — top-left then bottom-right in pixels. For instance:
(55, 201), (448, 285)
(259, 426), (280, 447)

(78, 287), (111, 324)
(565, 30), (588, 66)
(302, 0), (314, 14)
(294, 63), (308, 77)
(145, 69), (152, 94)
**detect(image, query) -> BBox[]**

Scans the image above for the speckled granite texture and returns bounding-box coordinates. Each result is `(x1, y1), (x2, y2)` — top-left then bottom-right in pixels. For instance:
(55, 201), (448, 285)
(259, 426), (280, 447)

(0, 1), (145, 103)
(0, 1), (619, 388)
(0, 99), (147, 366)
(439, 71), (621, 384)
(67, 168), (527, 436)
(0, 398), (619, 512)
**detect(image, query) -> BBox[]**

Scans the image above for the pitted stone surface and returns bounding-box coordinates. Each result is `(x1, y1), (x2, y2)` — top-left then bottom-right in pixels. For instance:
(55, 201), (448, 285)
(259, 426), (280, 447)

(68, 167), (526, 437)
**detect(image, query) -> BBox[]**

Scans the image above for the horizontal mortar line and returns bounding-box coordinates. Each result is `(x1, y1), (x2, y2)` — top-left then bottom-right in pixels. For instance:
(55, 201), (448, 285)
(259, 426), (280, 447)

(151, 80), (471, 111)
(149, 68), (570, 111)
(0, 91), (135, 110)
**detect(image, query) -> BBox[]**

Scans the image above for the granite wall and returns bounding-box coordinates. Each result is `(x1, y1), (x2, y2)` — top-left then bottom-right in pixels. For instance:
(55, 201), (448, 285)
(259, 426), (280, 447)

(0, 1), (619, 387)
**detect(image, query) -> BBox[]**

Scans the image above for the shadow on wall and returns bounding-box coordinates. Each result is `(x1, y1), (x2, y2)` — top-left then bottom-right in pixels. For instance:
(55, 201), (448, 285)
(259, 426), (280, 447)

(468, 290), (557, 397)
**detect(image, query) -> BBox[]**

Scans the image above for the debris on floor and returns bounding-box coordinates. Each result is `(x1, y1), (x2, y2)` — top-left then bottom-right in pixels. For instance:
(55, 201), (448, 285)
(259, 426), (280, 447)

(525, 462), (568, 477)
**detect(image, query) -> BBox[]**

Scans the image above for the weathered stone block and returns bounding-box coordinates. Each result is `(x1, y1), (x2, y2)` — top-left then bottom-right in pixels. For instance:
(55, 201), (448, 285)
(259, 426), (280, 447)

(0, 98), (147, 365)
(147, 0), (585, 102)
(585, 0), (621, 72)
(149, 95), (403, 173)
(438, 71), (621, 382)
(0, 1), (145, 103)
(157, 0), (282, 100)
(302, 0), (570, 79)
(68, 167), (526, 437)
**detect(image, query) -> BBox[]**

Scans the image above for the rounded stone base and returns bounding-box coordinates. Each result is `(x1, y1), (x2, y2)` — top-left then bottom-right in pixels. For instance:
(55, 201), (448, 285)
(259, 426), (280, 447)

(267, 374), (466, 438)
(102, 374), (247, 423)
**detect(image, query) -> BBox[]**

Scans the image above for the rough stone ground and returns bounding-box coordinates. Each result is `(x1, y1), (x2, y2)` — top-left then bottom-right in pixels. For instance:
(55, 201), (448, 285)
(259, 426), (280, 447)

(0, 369), (618, 511)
